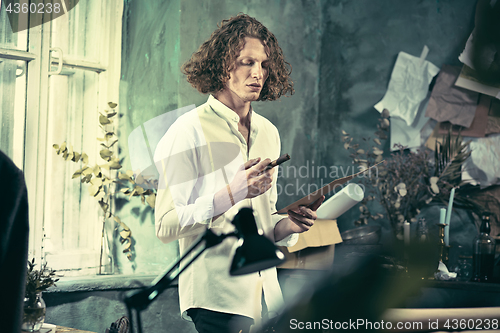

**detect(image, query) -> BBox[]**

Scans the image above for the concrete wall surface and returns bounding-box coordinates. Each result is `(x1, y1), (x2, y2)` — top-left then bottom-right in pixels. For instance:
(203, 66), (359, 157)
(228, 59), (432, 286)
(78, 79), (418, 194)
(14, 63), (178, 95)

(116, 0), (478, 276)
(45, 1), (483, 331)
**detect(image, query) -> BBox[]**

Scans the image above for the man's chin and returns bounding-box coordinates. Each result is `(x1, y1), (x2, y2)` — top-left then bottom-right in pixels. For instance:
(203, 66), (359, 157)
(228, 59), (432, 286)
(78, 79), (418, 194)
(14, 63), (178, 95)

(245, 92), (261, 101)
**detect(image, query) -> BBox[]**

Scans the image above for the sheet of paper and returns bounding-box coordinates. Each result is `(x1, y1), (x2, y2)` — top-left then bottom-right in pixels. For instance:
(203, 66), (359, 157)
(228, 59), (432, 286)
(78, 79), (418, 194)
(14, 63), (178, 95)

(374, 48), (440, 126)
(275, 162), (383, 214)
(455, 64), (500, 99)
(458, 30), (475, 69)
(316, 183), (364, 220)
(287, 219), (343, 253)
(390, 93), (431, 151)
(425, 65), (479, 128)
(464, 133), (500, 188)
(437, 94), (490, 138)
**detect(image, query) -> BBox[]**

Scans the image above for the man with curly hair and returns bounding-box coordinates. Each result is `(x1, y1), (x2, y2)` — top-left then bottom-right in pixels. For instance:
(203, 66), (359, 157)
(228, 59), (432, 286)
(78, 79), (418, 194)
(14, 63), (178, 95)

(154, 14), (323, 333)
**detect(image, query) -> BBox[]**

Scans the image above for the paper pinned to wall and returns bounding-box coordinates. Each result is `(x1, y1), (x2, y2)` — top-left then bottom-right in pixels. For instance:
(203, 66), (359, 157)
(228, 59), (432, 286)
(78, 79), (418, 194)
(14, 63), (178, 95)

(374, 46), (440, 126)
(455, 64), (500, 100)
(425, 65), (479, 128)
(437, 94), (490, 138)
(458, 30), (476, 69)
(390, 93), (431, 151)
(463, 133), (500, 188)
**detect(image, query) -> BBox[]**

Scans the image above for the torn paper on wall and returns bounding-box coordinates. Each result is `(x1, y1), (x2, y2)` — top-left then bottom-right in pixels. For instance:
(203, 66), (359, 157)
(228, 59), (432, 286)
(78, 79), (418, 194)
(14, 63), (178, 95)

(425, 65), (479, 128)
(437, 94), (489, 138)
(390, 93), (430, 151)
(463, 133), (500, 188)
(458, 30), (476, 69)
(455, 64), (500, 100)
(374, 46), (440, 126)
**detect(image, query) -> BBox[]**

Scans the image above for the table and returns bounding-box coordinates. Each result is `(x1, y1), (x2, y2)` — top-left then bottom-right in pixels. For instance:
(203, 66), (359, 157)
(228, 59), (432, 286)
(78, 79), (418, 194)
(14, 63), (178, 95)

(40, 325), (97, 333)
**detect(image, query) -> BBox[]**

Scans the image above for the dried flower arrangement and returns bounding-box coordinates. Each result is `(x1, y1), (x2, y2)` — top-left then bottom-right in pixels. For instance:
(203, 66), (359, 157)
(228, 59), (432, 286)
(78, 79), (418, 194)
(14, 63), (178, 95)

(342, 109), (481, 239)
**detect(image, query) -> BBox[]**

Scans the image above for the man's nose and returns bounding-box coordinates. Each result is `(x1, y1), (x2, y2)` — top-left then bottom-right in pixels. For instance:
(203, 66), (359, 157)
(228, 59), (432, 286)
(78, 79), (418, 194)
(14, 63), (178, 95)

(252, 64), (264, 79)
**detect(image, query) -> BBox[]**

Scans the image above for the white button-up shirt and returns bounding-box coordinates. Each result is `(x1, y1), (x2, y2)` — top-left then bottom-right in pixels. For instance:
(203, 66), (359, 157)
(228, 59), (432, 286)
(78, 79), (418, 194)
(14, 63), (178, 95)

(154, 95), (298, 320)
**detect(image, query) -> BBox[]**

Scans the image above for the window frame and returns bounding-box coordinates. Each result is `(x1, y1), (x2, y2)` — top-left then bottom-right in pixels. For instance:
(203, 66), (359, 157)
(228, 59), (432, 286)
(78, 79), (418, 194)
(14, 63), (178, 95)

(0, 0), (123, 275)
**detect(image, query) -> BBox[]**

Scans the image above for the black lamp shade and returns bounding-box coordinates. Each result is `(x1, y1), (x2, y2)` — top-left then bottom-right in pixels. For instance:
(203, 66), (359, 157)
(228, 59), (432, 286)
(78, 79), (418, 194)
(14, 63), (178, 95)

(229, 208), (286, 276)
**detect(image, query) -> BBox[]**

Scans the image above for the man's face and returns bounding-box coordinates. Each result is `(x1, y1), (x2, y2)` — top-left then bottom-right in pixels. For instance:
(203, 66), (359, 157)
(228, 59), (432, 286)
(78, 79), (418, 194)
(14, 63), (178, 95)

(225, 37), (269, 102)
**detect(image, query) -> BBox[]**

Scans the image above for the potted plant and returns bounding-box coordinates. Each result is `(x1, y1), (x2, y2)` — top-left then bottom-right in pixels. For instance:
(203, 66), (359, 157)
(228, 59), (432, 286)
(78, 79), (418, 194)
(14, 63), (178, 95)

(22, 259), (59, 332)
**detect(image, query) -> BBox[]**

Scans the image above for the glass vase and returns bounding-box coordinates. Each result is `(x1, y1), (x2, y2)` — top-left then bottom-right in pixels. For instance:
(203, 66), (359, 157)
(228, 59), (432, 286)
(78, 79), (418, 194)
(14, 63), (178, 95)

(22, 292), (46, 332)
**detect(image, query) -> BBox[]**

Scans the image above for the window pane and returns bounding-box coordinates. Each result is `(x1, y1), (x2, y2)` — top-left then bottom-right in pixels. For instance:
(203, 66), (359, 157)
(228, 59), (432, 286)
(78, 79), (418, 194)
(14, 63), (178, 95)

(0, 3), (28, 50)
(51, 0), (101, 60)
(0, 58), (26, 168)
(43, 68), (102, 272)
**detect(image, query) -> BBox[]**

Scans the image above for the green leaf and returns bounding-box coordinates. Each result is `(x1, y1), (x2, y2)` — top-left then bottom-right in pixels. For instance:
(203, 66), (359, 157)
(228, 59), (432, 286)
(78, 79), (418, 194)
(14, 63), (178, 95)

(72, 152), (81, 162)
(81, 174), (92, 183)
(93, 165), (102, 177)
(99, 114), (111, 125)
(120, 229), (131, 239)
(95, 190), (105, 201)
(109, 160), (122, 169)
(88, 184), (99, 196)
(90, 177), (103, 187)
(72, 169), (83, 179)
(134, 186), (145, 195)
(100, 149), (113, 161)
(81, 153), (89, 164)
(82, 166), (93, 176)
(146, 193), (156, 208)
(98, 200), (109, 213)
(108, 102), (118, 109)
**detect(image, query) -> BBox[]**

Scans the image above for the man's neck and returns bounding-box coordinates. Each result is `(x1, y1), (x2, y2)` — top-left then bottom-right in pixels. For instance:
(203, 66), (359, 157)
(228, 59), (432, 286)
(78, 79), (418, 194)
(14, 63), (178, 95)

(214, 91), (252, 127)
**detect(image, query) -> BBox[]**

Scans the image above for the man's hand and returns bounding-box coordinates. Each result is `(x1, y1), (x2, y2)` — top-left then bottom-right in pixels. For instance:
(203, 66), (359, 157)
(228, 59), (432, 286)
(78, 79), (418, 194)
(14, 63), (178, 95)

(274, 196), (325, 242)
(230, 157), (275, 201)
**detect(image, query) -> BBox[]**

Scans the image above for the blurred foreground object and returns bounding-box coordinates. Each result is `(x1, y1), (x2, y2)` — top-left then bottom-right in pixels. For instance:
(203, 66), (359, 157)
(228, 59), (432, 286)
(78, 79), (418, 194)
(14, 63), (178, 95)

(0, 150), (30, 333)
(260, 242), (437, 333)
(471, 0), (500, 85)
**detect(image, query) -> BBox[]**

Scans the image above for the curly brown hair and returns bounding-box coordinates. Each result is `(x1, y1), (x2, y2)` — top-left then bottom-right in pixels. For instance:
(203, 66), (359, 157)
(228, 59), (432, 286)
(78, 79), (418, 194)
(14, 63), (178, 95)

(182, 14), (294, 101)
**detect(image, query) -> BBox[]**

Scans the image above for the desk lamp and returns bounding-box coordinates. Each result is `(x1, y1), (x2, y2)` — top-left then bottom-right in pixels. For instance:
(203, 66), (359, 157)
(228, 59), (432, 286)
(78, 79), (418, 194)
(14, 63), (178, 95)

(123, 208), (285, 333)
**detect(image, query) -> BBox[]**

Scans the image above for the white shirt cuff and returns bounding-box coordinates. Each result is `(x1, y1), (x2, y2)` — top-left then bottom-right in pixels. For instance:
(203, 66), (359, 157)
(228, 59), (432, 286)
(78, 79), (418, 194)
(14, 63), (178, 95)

(192, 194), (215, 223)
(275, 232), (299, 247)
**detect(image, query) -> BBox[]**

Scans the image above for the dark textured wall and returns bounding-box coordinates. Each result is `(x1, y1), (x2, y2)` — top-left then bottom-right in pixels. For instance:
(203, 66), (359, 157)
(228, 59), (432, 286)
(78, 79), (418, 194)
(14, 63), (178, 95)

(116, 0), (477, 275)
(44, 2), (487, 332)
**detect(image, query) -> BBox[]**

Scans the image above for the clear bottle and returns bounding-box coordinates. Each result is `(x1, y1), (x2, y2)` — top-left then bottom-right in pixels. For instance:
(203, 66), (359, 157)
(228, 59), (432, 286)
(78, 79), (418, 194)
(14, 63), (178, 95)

(472, 212), (496, 282)
(416, 217), (428, 243)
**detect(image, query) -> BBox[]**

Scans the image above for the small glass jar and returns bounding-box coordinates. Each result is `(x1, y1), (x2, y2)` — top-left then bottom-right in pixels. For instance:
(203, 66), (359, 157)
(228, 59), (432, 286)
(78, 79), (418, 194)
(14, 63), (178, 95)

(452, 256), (473, 282)
(22, 292), (46, 332)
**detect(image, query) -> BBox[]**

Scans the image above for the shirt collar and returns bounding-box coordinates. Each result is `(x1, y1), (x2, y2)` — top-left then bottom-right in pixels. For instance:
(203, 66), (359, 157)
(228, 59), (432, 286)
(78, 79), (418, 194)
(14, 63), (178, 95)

(208, 94), (255, 125)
